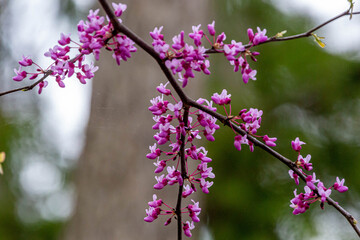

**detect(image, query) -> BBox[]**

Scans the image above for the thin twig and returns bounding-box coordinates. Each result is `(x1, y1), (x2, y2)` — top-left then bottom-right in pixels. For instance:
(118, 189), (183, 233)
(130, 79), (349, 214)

(206, 11), (360, 54)
(0, 71), (52, 96)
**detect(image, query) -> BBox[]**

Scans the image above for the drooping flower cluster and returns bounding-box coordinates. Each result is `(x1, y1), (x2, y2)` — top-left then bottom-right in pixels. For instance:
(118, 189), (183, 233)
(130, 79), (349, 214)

(150, 21), (268, 87)
(144, 83), (218, 237)
(289, 137), (348, 215)
(12, 3), (136, 94)
(144, 87), (280, 237)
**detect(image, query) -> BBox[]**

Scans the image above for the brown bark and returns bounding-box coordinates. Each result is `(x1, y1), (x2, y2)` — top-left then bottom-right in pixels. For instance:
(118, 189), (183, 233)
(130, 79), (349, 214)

(63, 1), (210, 239)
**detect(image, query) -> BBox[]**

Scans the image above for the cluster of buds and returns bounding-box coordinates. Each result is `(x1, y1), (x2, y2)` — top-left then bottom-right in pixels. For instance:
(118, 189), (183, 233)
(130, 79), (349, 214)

(210, 89), (277, 152)
(150, 21), (268, 87)
(12, 3), (136, 94)
(289, 138), (348, 214)
(145, 82), (219, 236)
(144, 194), (200, 237)
(145, 86), (279, 237)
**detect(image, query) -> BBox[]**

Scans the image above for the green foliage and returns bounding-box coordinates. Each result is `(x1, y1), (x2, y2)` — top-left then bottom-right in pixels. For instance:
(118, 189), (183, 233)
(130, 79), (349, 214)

(0, 113), (65, 240)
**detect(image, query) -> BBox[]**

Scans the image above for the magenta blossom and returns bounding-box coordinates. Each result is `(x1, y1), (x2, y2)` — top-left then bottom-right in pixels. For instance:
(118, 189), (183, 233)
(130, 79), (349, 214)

(156, 82), (171, 96)
(289, 170), (299, 185)
(263, 135), (277, 147)
(112, 2), (127, 17)
(211, 89), (231, 105)
(18, 55), (33, 66)
(189, 24), (204, 47)
(291, 137), (305, 152)
(183, 221), (195, 237)
(58, 33), (71, 46)
(207, 20), (215, 36)
(12, 67), (27, 81)
(333, 177), (348, 193)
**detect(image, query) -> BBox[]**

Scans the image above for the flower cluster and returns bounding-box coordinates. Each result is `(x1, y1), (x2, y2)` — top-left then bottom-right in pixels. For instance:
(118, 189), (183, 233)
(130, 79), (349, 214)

(144, 195), (201, 237)
(12, 3), (136, 94)
(210, 89), (277, 152)
(150, 22), (268, 87)
(289, 137), (348, 215)
(145, 83), (218, 236)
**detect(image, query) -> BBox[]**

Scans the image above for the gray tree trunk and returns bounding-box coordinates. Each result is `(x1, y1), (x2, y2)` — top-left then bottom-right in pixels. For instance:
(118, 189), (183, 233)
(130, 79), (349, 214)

(63, 1), (210, 239)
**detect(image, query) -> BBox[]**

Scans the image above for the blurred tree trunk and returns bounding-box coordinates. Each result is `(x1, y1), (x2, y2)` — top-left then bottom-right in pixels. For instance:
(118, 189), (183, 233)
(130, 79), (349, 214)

(63, 1), (210, 239)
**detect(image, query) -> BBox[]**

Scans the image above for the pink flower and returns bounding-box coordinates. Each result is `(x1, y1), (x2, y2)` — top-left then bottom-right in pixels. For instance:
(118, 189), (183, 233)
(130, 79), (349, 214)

(148, 194), (163, 208)
(144, 206), (161, 222)
(165, 59), (182, 75)
(197, 147), (212, 163)
(187, 200), (201, 222)
(290, 189), (310, 215)
(234, 134), (248, 151)
(317, 181), (331, 207)
(58, 33), (71, 46)
(18, 55), (33, 66)
(156, 82), (171, 96)
(242, 66), (257, 83)
(197, 162), (215, 179)
(333, 177), (348, 193)
(189, 24), (204, 47)
(154, 159), (166, 173)
(167, 101), (183, 119)
(172, 31), (185, 50)
(112, 2), (127, 17)
(305, 172), (319, 190)
(12, 67), (27, 81)
(207, 20), (215, 36)
(200, 178), (213, 194)
(183, 221), (195, 237)
(263, 135), (277, 147)
(298, 154), (312, 171)
(149, 96), (169, 116)
(38, 81), (48, 94)
(216, 32), (226, 46)
(146, 143), (162, 159)
(182, 184), (194, 198)
(248, 27), (268, 45)
(247, 28), (255, 42)
(223, 40), (245, 61)
(253, 27), (268, 45)
(154, 174), (167, 190)
(211, 89), (231, 105)
(289, 170), (299, 185)
(291, 137), (305, 152)
(150, 26), (164, 41)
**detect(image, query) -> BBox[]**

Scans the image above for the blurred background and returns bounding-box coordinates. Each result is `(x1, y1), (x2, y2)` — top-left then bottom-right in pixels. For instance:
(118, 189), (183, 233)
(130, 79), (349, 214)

(0, 0), (359, 239)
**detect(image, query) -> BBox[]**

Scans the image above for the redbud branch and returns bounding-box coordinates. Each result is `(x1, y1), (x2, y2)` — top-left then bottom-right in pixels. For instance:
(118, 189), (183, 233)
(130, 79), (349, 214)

(98, 1), (360, 237)
(0, 71), (52, 96)
(262, 10), (360, 44)
(0, 53), (84, 97)
(206, 10), (360, 54)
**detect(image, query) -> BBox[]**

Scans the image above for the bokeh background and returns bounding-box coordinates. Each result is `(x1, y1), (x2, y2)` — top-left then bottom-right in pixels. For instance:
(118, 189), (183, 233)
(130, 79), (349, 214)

(0, 0), (360, 239)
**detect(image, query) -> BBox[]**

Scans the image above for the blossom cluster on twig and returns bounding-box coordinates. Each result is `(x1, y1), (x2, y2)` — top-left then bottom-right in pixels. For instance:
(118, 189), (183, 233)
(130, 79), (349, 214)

(289, 137), (348, 215)
(12, 3), (136, 94)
